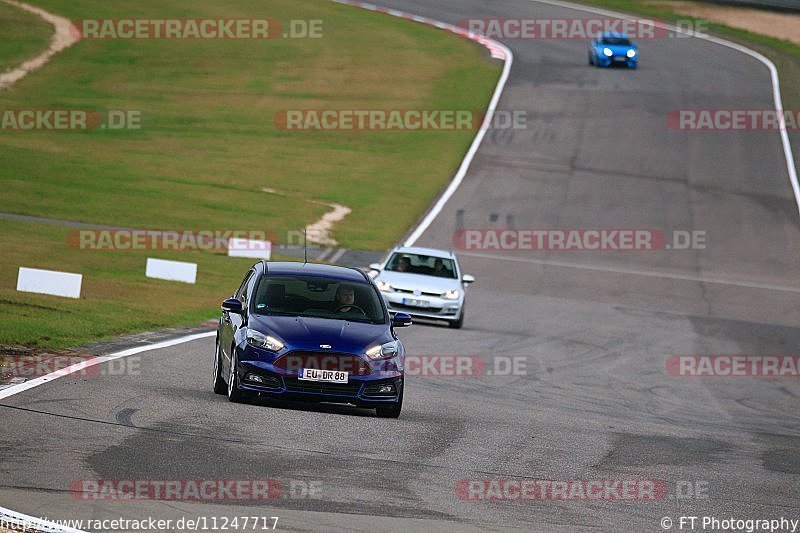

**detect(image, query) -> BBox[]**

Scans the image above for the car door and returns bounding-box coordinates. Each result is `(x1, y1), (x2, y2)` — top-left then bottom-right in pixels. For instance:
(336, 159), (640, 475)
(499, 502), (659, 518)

(220, 269), (254, 375)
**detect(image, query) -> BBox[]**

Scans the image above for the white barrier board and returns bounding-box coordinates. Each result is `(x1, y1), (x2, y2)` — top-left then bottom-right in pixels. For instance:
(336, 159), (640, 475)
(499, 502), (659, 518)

(17, 267), (82, 299)
(227, 238), (271, 259)
(146, 258), (197, 284)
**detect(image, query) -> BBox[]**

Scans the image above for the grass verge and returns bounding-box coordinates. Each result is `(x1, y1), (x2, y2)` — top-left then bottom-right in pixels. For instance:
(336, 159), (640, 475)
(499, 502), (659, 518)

(0, 0), (51, 73)
(0, 0), (501, 347)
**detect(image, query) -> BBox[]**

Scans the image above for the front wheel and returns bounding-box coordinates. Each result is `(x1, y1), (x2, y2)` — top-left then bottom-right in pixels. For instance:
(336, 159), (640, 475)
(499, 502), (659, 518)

(227, 348), (247, 403)
(213, 340), (226, 395)
(448, 311), (464, 329)
(375, 379), (403, 418)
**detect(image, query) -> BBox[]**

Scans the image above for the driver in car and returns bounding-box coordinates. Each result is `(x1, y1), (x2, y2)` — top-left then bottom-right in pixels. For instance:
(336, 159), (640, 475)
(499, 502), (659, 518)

(333, 284), (357, 313)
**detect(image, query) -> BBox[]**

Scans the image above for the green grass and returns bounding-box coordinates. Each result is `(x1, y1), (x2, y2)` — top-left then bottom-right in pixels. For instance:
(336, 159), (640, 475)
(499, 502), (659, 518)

(0, 1), (51, 73)
(0, 0), (500, 250)
(0, 218), (259, 348)
(0, 0), (502, 348)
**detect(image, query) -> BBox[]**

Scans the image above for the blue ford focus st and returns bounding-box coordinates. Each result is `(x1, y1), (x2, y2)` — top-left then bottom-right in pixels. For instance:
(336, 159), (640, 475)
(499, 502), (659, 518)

(589, 32), (638, 68)
(213, 261), (412, 418)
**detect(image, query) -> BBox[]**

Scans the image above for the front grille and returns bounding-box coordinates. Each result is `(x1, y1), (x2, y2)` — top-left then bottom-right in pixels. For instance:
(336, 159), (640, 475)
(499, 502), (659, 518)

(392, 303), (443, 313)
(283, 377), (362, 395)
(274, 351), (372, 376)
(394, 288), (441, 297)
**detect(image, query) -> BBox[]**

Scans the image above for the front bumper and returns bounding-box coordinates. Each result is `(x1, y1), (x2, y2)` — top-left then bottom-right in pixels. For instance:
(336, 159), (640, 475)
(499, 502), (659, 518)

(381, 291), (463, 321)
(596, 54), (637, 67)
(235, 346), (403, 405)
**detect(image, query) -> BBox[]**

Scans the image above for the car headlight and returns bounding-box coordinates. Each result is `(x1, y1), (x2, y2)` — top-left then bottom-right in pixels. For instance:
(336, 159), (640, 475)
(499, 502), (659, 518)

(626, 49), (636, 58)
(603, 47), (613, 57)
(246, 329), (284, 352)
(365, 341), (399, 360)
(443, 289), (460, 300)
(375, 280), (391, 292)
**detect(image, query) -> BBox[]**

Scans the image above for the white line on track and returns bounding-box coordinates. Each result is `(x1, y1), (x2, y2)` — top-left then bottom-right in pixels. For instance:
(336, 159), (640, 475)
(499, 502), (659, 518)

(1, 0), (796, 527)
(0, 5), (512, 529)
(0, 331), (215, 402)
(460, 251), (800, 294)
(525, 0), (800, 216)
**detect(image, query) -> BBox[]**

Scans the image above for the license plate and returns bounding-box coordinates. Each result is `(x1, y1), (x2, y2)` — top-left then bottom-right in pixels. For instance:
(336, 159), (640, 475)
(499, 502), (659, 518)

(298, 368), (349, 383)
(402, 298), (429, 308)
(613, 56), (626, 62)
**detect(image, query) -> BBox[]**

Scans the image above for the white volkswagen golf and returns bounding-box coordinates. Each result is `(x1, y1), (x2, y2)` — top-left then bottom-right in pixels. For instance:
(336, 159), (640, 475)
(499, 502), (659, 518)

(369, 246), (475, 329)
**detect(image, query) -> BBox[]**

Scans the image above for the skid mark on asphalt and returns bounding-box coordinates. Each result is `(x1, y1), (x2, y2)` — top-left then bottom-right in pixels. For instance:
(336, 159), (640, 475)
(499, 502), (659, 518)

(599, 433), (733, 467)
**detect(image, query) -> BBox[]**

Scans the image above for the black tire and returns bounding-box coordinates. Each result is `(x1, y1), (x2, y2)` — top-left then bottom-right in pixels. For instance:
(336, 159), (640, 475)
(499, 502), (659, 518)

(227, 347), (247, 403)
(588, 53), (593, 65)
(448, 311), (464, 329)
(375, 379), (403, 418)
(213, 340), (226, 395)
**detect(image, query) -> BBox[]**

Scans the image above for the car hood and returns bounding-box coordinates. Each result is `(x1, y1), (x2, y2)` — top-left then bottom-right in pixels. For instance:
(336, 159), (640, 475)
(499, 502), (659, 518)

(377, 270), (462, 293)
(248, 315), (391, 354)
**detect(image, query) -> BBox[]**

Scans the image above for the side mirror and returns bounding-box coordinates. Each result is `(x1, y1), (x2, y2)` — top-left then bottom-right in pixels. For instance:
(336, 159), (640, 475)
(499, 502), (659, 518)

(369, 263), (382, 271)
(391, 312), (412, 328)
(462, 274), (476, 284)
(221, 297), (244, 314)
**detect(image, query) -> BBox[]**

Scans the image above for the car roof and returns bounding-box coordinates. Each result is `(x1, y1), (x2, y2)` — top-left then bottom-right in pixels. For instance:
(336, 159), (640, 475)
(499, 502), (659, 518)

(261, 261), (367, 282)
(599, 32), (630, 39)
(389, 246), (456, 259)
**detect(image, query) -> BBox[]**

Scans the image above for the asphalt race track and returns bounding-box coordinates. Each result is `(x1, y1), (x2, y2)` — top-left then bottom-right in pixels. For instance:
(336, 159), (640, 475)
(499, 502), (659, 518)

(3, 0), (800, 531)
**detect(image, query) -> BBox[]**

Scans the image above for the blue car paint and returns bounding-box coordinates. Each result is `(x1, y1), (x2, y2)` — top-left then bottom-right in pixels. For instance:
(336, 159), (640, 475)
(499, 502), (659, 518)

(589, 33), (638, 69)
(217, 261), (409, 408)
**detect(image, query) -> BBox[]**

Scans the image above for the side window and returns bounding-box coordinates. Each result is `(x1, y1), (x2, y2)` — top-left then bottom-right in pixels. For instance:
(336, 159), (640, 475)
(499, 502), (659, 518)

(235, 271), (254, 302)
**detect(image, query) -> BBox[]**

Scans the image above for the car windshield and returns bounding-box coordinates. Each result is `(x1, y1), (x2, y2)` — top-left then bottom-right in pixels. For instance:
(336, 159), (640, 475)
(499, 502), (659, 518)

(384, 252), (458, 279)
(251, 275), (386, 323)
(601, 36), (631, 45)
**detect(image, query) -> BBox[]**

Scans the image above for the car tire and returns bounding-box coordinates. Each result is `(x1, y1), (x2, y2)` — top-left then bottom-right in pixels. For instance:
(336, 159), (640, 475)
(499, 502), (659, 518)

(448, 311), (464, 329)
(588, 53), (594, 65)
(213, 340), (226, 395)
(227, 347), (247, 403)
(375, 379), (403, 418)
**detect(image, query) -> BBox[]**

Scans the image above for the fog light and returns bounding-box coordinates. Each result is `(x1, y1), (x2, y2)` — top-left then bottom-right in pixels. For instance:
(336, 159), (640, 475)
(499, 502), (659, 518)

(364, 382), (397, 396)
(245, 373), (264, 383)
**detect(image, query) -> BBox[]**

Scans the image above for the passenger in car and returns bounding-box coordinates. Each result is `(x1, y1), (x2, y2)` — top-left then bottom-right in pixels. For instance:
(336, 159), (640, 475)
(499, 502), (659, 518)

(396, 257), (411, 272)
(433, 258), (452, 277)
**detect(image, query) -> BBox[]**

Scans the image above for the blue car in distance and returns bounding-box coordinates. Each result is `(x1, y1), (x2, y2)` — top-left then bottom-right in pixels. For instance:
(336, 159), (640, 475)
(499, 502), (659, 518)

(213, 261), (412, 418)
(589, 32), (638, 68)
